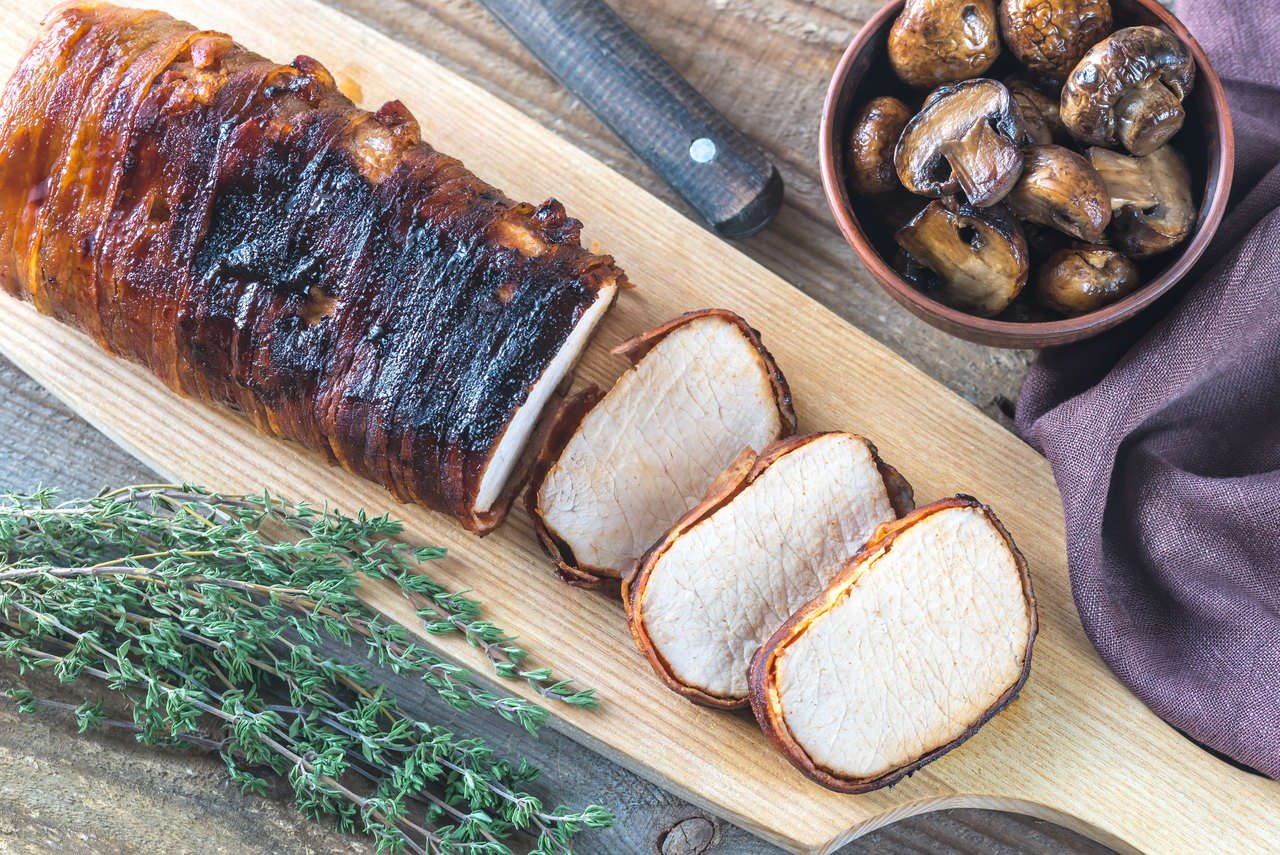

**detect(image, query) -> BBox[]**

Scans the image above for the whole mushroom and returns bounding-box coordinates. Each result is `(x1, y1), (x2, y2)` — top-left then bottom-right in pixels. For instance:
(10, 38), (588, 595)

(999, 0), (1113, 83)
(1061, 26), (1196, 156)
(895, 79), (1028, 207)
(895, 198), (1030, 316)
(1006, 145), (1111, 242)
(1088, 145), (1195, 257)
(889, 0), (1001, 89)
(847, 97), (913, 195)
(1036, 245), (1141, 315)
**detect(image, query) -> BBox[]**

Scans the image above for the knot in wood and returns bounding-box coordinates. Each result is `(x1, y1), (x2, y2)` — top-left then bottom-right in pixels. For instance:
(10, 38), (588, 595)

(657, 815), (719, 855)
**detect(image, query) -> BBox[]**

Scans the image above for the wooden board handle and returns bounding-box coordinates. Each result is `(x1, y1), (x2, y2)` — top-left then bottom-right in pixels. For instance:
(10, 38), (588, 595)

(3, 1), (1275, 851)
(477, 0), (783, 238)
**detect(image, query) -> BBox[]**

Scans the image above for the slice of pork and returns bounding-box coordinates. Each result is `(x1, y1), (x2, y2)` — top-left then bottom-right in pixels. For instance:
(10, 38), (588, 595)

(750, 497), (1037, 793)
(527, 309), (797, 589)
(625, 432), (914, 709)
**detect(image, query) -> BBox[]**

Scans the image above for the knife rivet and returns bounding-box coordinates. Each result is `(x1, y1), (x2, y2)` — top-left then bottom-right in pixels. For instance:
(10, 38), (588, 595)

(688, 137), (717, 164)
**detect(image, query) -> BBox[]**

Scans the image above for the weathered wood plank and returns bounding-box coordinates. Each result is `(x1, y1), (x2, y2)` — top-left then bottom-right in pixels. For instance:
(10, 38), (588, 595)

(0, 358), (1110, 855)
(2, 0), (1272, 847)
(0, 0), (1196, 851)
(319, 0), (1033, 423)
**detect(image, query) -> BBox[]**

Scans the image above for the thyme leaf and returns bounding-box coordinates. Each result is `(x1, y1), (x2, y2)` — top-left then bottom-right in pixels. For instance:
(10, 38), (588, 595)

(0, 485), (611, 854)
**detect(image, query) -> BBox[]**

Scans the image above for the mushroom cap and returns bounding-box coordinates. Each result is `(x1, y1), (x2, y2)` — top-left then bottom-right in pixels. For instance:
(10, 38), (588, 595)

(847, 97), (913, 196)
(895, 198), (1030, 317)
(1036, 244), (1141, 315)
(1061, 26), (1196, 155)
(888, 0), (1001, 89)
(1007, 145), (1111, 242)
(999, 0), (1113, 83)
(1004, 74), (1066, 145)
(1087, 144), (1195, 257)
(892, 248), (942, 291)
(895, 79), (1027, 207)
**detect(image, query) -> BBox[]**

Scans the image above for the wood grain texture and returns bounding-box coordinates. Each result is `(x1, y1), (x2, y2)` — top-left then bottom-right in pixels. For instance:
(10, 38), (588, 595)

(0, 0), (1272, 854)
(322, 0), (1033, 423)
(477, 0), (782, 236)
(0, 356), (1114, 855)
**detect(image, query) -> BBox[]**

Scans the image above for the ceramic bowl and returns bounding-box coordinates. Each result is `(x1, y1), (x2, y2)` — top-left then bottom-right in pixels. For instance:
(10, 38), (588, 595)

(819, 0), (1234, 348)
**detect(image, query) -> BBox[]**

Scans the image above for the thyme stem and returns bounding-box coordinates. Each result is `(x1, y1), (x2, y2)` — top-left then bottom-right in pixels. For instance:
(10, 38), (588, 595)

(0, 485), (611, 853)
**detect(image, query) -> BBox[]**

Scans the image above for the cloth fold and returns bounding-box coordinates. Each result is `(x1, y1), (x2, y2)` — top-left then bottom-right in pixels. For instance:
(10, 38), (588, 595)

(1015, 0), (1280, 777)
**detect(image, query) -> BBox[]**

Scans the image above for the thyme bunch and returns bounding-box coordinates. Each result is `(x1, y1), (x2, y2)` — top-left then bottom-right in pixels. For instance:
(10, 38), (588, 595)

(0, 485), (610, 854)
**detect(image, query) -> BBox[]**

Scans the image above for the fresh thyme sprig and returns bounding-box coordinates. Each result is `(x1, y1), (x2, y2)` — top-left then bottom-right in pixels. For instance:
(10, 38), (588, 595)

(0, 485), (611, 854)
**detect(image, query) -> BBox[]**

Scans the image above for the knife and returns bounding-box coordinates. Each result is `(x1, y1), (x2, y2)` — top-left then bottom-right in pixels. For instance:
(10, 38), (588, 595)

(476, 0), (784, 239)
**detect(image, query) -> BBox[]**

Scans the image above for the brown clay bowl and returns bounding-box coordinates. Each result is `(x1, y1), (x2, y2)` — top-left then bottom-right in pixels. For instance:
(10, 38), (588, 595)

(819, 0), (1234, 348)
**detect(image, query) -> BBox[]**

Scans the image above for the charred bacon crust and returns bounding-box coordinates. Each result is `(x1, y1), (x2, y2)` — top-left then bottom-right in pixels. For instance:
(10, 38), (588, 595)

(526, 308), (798, 591)
(0, 4), (623, 534)
(748, 495), (1038, 793)
(625, 432), (912, 711)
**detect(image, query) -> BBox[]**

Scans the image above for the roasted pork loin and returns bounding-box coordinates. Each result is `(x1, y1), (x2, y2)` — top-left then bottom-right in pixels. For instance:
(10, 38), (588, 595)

(0, 4), (623, 533)
(625, 432), (913, 708)
(527, 309), (795, 588)
(751, 497), (1037, 792)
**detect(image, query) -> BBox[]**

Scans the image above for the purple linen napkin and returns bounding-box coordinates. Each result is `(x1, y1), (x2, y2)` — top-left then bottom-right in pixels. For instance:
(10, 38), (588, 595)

(1015, 0), (1280, 777)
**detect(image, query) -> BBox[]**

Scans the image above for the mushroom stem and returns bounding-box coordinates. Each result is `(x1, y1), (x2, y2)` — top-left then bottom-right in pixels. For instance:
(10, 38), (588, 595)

(1088, 147), (1160, 210)
(1087, 145), (1194, 257)
(1116, 80), (1186, 157)
(895, 198), (1029, 316)
(940, 118), (1024, 207)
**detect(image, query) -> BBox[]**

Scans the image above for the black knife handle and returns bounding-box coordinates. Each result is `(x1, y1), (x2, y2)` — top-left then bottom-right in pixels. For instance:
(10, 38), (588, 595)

(477, 0), (783, 238)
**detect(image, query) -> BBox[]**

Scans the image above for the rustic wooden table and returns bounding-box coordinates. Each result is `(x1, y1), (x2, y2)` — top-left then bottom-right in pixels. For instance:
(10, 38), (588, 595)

(0, 1), (1120, 853)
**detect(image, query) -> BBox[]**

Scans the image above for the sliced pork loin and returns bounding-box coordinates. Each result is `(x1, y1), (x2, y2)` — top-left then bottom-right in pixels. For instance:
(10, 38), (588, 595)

(0, 3), (629, 536)
(625, 432), (914, 709)
(527, 309), (796, 589)
(750, 497), (1037, 793)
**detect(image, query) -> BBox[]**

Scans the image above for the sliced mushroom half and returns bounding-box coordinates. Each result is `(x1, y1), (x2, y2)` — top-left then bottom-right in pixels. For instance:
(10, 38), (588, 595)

(1061, 26), (1196, 156)
(1036, 245), (1141, 315)
(1088, 145), (1195, 257)
(999, 0), (1113, 83)
(888, 0), (1001, 89)
(847, 97), (913, 196)
(1007, 145), (1111, 242)
(896, 79), (1027, 207)
(895, 198), (1030, 317)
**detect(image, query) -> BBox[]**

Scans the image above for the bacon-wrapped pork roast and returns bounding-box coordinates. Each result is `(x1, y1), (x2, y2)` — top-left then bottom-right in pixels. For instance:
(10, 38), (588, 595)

(0, 3), (624, 533)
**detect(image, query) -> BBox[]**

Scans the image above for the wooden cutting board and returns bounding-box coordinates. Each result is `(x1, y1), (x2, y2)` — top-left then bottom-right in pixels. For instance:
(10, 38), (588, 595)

(0, 1), (1275, 852)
